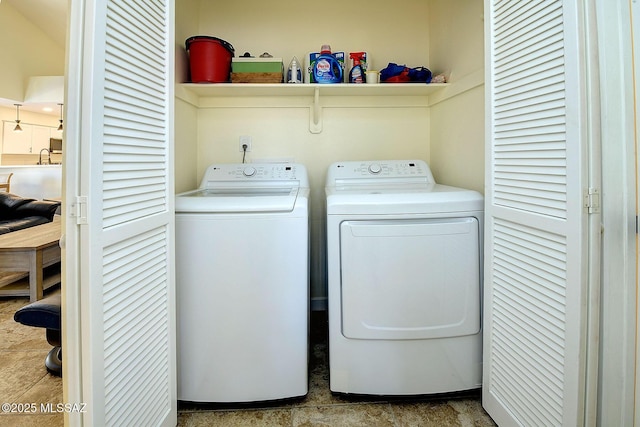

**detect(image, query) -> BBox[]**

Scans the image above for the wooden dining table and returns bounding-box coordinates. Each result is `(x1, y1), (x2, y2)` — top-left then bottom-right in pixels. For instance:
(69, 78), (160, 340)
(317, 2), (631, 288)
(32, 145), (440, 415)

(0, 216), (61, 301)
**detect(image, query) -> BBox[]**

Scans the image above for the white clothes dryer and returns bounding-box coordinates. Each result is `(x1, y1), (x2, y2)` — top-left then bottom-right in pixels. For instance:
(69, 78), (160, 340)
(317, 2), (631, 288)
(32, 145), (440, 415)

(325, 160), (483, 395)
(176, 163), (309, 403)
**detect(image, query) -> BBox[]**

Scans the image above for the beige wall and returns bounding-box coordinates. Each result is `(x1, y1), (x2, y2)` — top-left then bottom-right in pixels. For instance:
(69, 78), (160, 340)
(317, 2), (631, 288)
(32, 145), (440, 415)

(174, 98), (198, 193)
(430, 85), (484, 193)
(196, 99), (430, 205)
(174, 0), (485, 305)
(195, 1), (431, 74)
(174, 0), (200, 193)
(428, 0), (485, 193)
(428, 0), (485, 80)
(0, 2), (65, 101)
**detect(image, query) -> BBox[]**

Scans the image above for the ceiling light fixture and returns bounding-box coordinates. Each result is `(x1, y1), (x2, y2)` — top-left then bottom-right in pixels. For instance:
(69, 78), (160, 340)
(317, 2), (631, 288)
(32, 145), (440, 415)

(57, 103), (63, 132)
(13, 104), (22, 132)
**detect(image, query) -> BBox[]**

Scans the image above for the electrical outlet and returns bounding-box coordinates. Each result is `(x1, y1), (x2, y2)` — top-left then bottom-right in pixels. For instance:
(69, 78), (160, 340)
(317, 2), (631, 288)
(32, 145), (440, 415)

(239, 136), (252, 152)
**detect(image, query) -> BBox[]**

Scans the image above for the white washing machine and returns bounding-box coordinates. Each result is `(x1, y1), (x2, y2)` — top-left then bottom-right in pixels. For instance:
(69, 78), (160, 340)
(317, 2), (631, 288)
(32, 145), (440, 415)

(176, 163), (309, 403)
(325, 160), (483, 395)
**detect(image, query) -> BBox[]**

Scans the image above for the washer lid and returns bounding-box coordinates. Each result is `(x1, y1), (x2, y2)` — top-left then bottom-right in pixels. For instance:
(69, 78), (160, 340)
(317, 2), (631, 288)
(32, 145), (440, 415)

(176, 185), (299, 213)
(176, 163), (308, 213)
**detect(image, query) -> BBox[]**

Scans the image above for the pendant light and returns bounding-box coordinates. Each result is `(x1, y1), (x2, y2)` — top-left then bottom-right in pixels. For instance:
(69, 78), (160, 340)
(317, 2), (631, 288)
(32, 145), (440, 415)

(13, 104), (22, 132)
(56, 103), (63, 132)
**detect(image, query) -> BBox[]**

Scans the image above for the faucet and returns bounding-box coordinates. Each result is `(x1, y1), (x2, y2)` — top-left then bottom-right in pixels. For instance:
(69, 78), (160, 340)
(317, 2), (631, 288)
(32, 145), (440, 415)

(38, 148), (51, 165)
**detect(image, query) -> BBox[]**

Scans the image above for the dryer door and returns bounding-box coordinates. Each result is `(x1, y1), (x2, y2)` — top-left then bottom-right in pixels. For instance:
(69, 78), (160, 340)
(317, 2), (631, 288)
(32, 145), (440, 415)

(340, 217), (480, 340)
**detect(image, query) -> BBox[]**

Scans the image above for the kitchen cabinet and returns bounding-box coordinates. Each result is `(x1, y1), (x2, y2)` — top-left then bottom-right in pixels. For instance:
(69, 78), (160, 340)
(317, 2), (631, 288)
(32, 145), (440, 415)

(2, 122), (57, 154)
(31, 125), (53, 153)
(2, 121), (32, 153)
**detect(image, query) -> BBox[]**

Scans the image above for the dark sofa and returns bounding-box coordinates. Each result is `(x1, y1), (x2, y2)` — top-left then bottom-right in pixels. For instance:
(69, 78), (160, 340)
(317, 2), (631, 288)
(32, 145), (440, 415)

(0, 192), (60, 234)
(3, 192), (62, 376)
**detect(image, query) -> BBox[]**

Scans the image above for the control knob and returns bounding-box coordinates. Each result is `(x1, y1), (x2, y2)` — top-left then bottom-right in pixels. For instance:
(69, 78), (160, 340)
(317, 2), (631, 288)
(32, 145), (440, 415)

(368, 163), (382, 174)
(243, 166), (257, 177)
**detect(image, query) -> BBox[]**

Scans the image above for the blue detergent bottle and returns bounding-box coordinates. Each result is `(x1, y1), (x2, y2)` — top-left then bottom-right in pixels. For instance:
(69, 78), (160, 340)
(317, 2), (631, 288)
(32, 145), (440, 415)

(313, 45), (343, 84)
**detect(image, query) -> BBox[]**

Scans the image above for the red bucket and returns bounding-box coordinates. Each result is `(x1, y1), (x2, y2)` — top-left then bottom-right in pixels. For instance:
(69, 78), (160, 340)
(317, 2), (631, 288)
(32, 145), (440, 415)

(186, 36), (235, 83)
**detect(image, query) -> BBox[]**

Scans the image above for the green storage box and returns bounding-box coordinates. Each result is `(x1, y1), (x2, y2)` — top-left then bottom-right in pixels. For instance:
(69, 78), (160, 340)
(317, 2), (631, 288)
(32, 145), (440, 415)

(231, 57), (283, 83)
(232, 58), (283, 73)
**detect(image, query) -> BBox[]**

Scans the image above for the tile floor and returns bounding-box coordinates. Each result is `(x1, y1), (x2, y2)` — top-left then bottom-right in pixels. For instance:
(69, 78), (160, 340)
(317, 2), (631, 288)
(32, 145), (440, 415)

(0, 294), (64, 426)
(0, 297), (496, 427)
(177, 312), (496, 427)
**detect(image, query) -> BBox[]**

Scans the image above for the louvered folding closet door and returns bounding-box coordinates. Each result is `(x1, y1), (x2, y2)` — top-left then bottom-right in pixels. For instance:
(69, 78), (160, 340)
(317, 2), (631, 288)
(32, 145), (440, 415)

(70, 0), (176, 425)
(483, 0), (589, 426)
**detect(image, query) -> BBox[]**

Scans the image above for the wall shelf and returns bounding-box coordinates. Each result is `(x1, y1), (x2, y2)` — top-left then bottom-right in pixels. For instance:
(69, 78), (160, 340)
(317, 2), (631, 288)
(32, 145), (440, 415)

(179, 82), (449, 98)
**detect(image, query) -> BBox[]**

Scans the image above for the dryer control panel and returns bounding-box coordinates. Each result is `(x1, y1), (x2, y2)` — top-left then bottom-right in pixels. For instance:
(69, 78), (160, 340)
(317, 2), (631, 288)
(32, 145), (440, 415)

(326, 160), (435, 185)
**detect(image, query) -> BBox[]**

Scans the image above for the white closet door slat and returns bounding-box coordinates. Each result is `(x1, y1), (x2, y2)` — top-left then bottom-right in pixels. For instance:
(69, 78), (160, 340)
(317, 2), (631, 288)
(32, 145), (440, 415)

(69, 0), (176, 425)
(483, 0), (588, 425)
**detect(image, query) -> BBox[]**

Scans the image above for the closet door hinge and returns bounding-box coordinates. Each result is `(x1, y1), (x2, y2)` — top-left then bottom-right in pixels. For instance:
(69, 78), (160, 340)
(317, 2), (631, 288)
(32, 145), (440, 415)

(71, 196), (88, 225)
(583, 188), (600, 213)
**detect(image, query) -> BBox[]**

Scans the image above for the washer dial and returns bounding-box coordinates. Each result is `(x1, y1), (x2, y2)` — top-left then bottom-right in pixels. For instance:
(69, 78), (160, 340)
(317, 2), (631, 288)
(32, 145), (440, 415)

(368, 164), (382, 174)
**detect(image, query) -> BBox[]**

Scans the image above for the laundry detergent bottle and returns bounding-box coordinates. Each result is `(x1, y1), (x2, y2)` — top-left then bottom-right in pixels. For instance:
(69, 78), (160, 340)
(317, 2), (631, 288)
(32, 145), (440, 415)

(313, 45), (343, 84)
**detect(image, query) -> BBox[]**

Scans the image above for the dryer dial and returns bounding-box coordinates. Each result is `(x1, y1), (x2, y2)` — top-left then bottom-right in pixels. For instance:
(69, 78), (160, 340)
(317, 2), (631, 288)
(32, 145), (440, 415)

(243, 166), (257, 177)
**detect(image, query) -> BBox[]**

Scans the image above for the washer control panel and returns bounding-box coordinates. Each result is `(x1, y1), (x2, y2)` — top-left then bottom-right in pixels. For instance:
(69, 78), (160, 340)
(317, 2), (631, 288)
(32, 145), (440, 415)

(327, 160), (435, 184)
(204, 164), (301, 180)
(200, 163), (309, 188)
